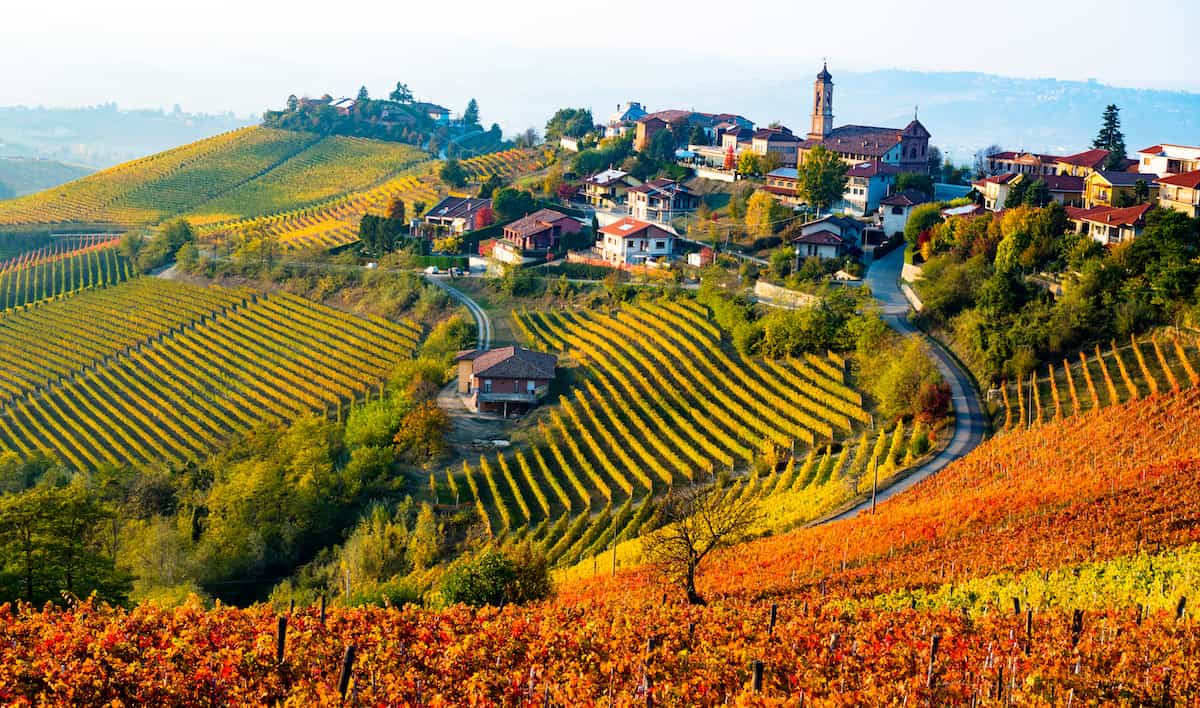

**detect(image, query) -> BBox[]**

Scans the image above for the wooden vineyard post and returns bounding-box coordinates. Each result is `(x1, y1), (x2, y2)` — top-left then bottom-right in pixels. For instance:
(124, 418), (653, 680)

(751, 660), (764, 693)
(926, 633), (941, 691)
(275, 616), (287, 665)
(1070, 609), (1084, 647)
(870, 459), (879, 514)
(1025, 609), (1033, 656)
(337, 645), (356, 701)
(768, 604), (778, 636)
(320, 595), (327, 627)
(1176, 596), (1187, 621)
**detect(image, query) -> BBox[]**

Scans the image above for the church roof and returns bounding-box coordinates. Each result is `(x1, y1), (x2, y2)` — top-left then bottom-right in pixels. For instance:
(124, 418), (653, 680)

(800, 125), (907, 158)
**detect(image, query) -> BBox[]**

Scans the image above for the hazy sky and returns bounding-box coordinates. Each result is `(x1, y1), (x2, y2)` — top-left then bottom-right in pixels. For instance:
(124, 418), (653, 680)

(3, 0), (1197, 130)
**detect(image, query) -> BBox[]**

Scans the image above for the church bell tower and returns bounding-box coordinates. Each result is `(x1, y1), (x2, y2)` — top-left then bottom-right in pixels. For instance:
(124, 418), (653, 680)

(809, 62), (834, 141)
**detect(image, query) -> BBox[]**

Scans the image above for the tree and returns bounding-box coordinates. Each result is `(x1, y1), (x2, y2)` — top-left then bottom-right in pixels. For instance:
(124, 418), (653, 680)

(646, 128), (676, 163)
(286, 94), (299, 112)
(759, 150), (784, 174)
(904, 203), (944, 249)
(389, 82), (413, 103)
(1093, 104), (1127, 170)
(687, 124), (708, 146)
(642, 482), (759, 604)
(973, 144), (1003, 178)
(357, 85), (369, 101)
(1133, 179), (1151, 204)
(896, 172), (935, 199)
(393, 401), (451, 464)
(381, 199), (404, 224)
(926, 146), (943, 177)
(477, 173), (504, 199)
(544, 108), (593, 141)
(463, 98), (480, 129)
(1004, 178), (1030, 209)
(1022, 178), (1050, 208)
(796, 145), (848, 212)
(745, 191), (787, 235)
(407, 503), (442, 571)
(736, 150), (761, 177)
(515, 127), (540, 148)
(723, 144), (736, 170)
(491, 188), (536, 222)
(439, 159), (467, 188)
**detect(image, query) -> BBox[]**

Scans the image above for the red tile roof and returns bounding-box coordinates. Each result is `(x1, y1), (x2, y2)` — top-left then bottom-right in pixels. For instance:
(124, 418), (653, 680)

(598, 217), (670, 239)
(973, 172), (1022, 186)
(1057, 149), (1111, 168)
(1065, 203), (1153, 227)
(800, 124), (909, 159)
(503, 209), (573, 239)
(1138, 145), (1165, 155)
(1155, 170), (1200, 189)
(466, 346), (557, 380)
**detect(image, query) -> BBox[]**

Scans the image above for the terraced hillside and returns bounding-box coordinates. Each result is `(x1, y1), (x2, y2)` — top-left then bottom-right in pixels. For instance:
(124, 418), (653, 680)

(0, 127), (429, 229)
(436, 300), (892, 571)
(198, 148), (547, 250)
(0, 277), (422, 470)
(0, 236), (132, 309)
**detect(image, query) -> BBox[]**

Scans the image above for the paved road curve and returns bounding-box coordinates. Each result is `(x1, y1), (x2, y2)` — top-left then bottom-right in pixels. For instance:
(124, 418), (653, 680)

(820, 245), (987, 523)
(424, 276), (493, 351)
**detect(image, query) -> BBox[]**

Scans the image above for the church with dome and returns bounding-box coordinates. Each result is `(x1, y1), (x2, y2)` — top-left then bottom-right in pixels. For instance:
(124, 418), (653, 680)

(796, 62), (933, 175)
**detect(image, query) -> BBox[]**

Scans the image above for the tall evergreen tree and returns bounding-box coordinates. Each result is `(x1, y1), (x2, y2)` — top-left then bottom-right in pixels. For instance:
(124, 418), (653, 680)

(1092, 104), (1127, 170)
(463, 99), (481, 129)
(357, 86), (369, 101)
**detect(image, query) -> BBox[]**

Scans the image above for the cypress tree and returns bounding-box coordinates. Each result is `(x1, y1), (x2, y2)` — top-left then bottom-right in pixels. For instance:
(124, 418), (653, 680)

(1092, 104), (1127, 170)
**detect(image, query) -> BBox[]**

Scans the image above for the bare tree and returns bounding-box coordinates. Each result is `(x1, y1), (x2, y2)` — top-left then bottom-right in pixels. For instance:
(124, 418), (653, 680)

(972, 144), (1003, 178)
(642, 482), (760, 605)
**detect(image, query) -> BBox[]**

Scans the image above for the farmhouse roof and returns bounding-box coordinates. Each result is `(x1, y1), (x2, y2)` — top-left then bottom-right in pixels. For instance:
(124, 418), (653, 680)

(425, 196), (492, 220)
(598, 217), (671, 240)
(793, 229), (843, 246)
(463, 346), (557, 380)
(845, 161), (900, 178)
(1093, 170), (1158, 187)
(585, 168), (630, 186)
(503, 209), (573, 239)
(1057, 149), (1111, 169)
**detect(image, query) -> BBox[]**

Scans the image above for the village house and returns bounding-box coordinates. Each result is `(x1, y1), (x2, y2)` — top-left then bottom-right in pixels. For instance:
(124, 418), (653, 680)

(985, 151), (1062, 177)
(501, 209), (580, 250)
(582, 168), (641, 209)
(879, 189), (930, 237)
(972, 173), (1021, 211)
(1084, 171), (1159, 208)
(763, 168), (802, 206)
(413, 102), (451, 125)
(1137, 144), (1200, 177)
(597, 217), (675, 266)
(454, 346), (557, 417)
(627, 179), (699, 222)
(1040, 174), (1086, 207)
(634, 110), (753, 151)
(839, 161), (899, 215)
(751, 128), (801, 167)
(423, 196), (493, 235)
(1066, 203), (1153, 245)
(604, 101), (647, 138)
(1155, 171), (1200, 217)
(1054, 149), (1123, 177)
(791, 214), (867, 259)
(796, 63), (932, 175)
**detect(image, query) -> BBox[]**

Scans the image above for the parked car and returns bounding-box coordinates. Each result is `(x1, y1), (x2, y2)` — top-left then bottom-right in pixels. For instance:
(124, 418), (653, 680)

(423, 265), (440, 275)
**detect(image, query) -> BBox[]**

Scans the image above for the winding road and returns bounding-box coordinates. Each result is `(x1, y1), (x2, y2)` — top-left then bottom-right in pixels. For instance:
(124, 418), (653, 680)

(424, 275), (493, 351)
(820, 245), (987, 523)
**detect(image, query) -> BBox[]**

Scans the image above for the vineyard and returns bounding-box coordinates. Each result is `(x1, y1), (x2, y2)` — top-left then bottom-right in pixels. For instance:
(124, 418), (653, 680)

(197, 148), (548, 251)
(0, 127), (315, 226)
(429, 300), (918, 574)
(996, 332), (1200, 430)
(0, 277), (422, 470)
(2, 383), (1199, 704)
(0, 128), (436, 233)
(0, 238), (133, 310)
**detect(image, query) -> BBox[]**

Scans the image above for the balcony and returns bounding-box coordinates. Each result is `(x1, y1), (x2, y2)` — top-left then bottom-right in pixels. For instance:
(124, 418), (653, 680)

(476, 386), (548, 404)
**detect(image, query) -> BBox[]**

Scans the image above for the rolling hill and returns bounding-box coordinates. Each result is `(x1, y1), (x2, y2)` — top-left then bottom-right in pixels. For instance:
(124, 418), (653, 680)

(0, 126), (430, 230)
(0, 157), (92, 198)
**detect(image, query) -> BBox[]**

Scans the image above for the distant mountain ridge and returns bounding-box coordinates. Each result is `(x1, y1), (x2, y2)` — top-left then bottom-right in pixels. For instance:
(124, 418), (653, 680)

(739, 70), (1200, 164)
